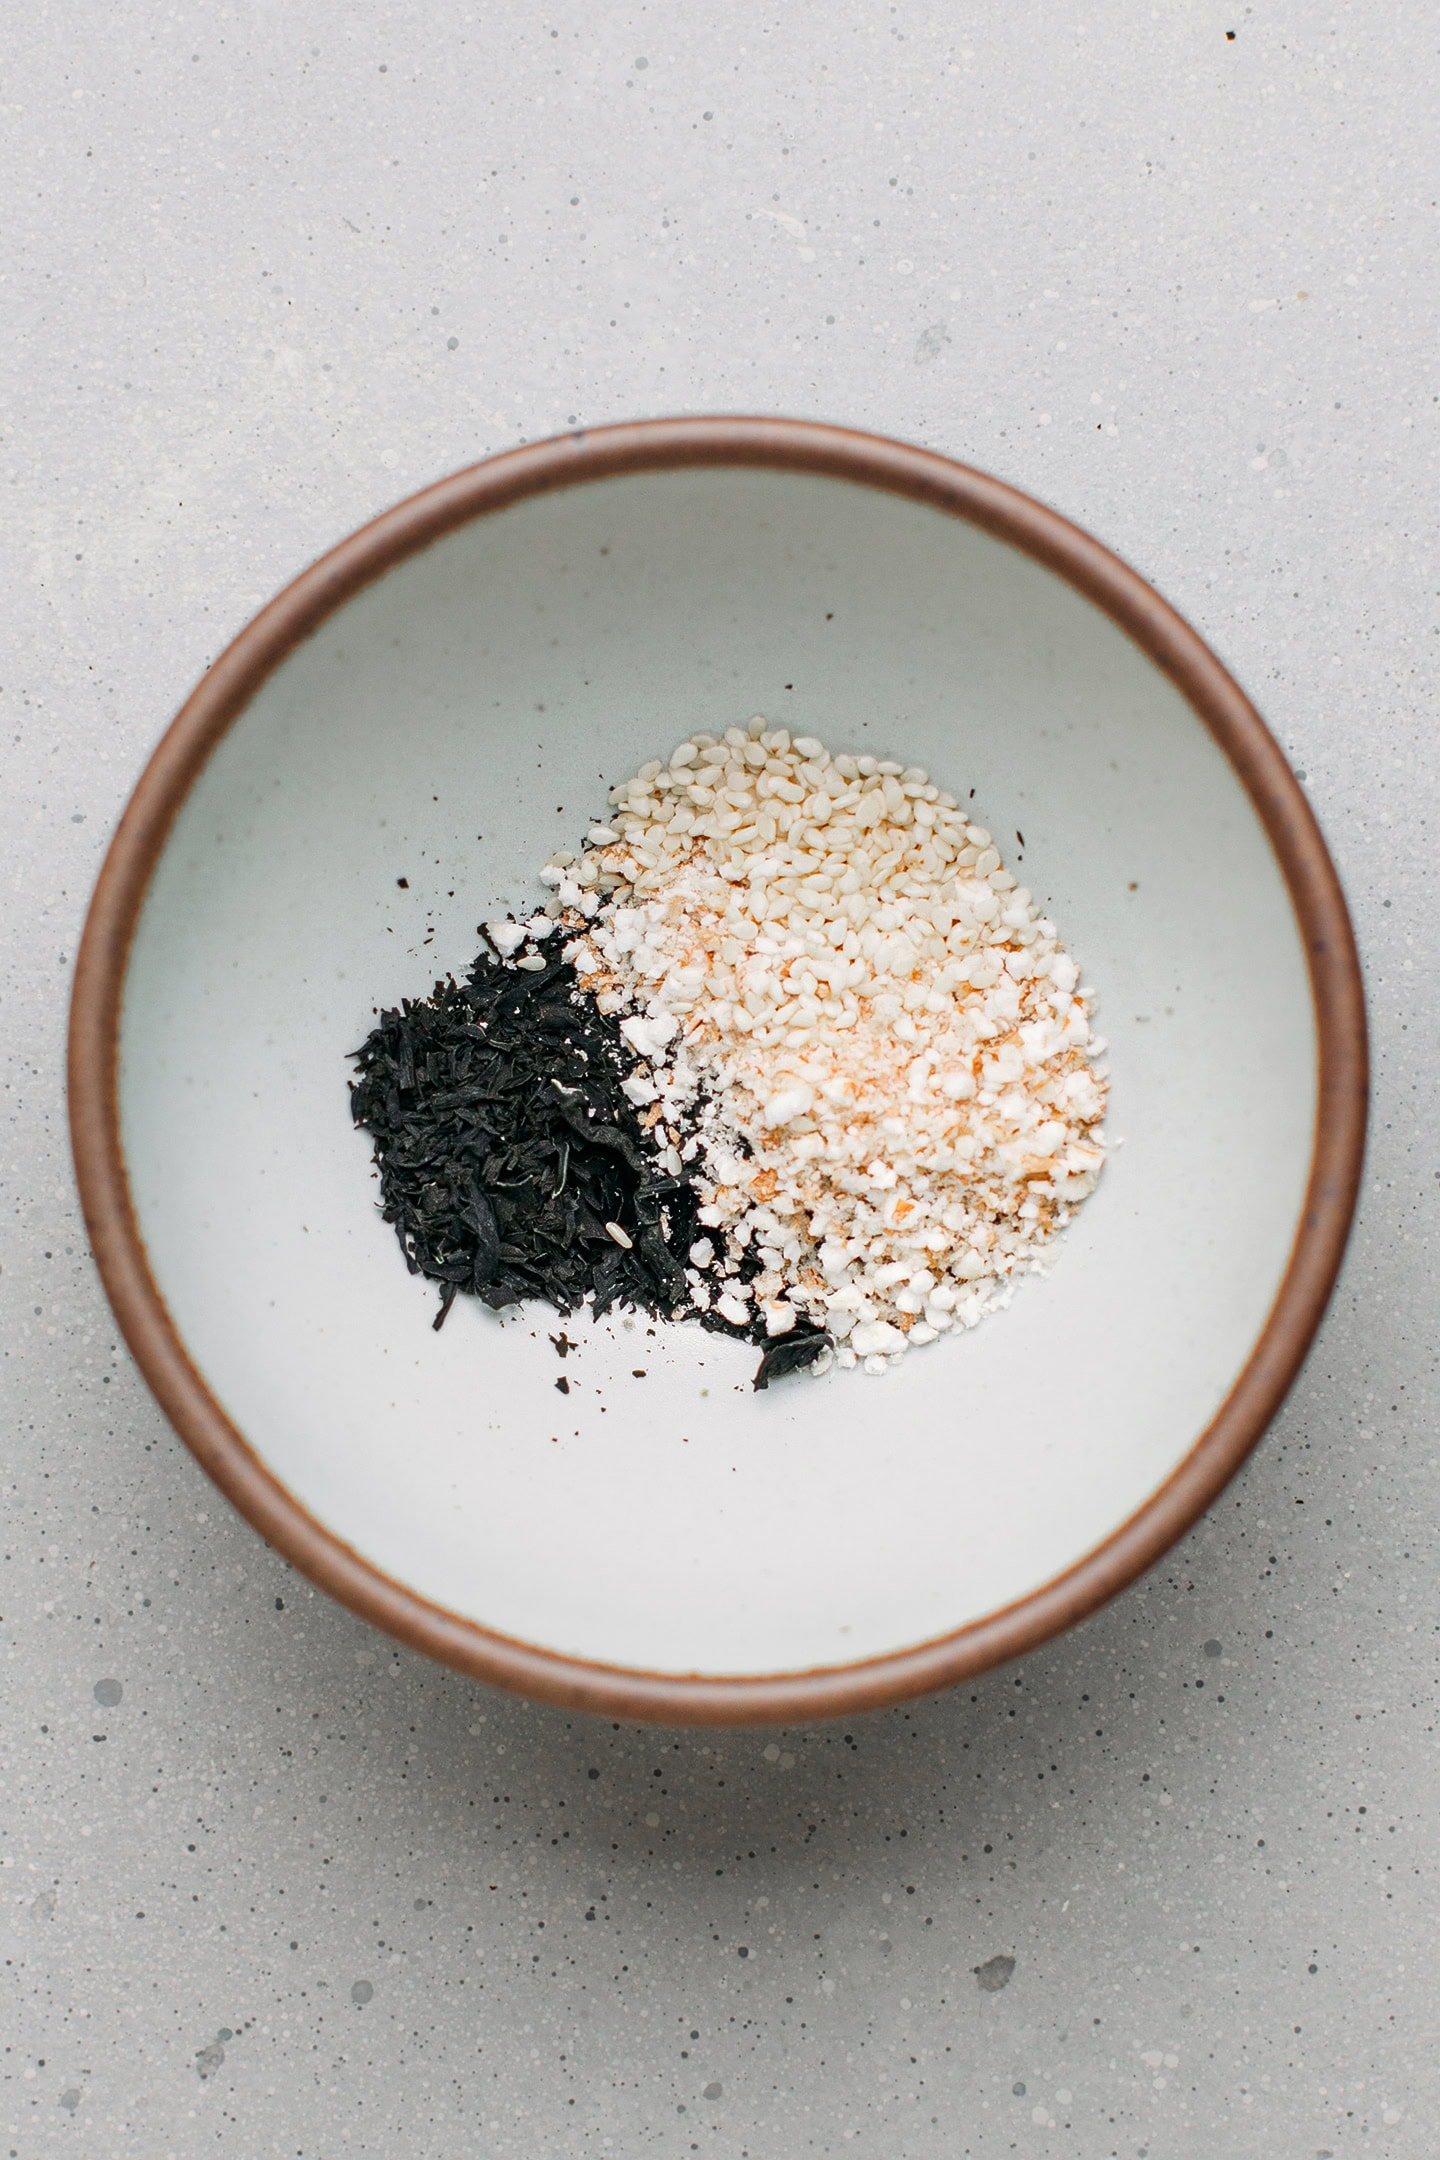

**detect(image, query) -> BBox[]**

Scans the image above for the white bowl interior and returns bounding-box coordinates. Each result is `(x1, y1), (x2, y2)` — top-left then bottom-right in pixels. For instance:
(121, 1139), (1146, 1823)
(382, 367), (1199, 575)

(119, 467), (1315, 1677)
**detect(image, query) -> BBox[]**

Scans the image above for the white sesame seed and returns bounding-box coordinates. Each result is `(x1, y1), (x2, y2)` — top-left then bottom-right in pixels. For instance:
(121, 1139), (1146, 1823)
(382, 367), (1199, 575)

(603, 1222), (633, 1249)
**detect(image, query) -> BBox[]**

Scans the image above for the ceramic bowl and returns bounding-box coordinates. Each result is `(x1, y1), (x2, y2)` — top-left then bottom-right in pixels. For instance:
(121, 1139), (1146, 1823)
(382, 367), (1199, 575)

(69, 419), (1365, 1723)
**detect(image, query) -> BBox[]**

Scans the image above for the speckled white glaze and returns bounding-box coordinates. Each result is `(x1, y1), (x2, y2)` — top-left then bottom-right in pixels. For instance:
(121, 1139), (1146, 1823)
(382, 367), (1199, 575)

(118, 464), (1315, 1676)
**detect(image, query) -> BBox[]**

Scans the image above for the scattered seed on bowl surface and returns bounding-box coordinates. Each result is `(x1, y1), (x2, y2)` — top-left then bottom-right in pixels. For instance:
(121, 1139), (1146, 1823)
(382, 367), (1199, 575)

(351, 719), (1107, 1383)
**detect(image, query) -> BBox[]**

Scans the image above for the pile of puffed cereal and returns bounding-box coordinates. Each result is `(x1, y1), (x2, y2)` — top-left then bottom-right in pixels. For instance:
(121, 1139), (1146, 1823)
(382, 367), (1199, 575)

(515, 717), (1107, 1377)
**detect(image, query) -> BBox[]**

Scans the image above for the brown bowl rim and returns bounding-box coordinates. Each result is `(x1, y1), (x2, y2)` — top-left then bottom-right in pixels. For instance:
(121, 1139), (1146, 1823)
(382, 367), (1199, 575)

(67, 416), (1367, 1725)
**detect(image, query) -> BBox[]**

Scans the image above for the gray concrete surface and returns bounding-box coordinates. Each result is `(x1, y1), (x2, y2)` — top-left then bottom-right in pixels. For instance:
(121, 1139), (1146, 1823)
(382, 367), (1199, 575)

(4, 5), (1436, 2154)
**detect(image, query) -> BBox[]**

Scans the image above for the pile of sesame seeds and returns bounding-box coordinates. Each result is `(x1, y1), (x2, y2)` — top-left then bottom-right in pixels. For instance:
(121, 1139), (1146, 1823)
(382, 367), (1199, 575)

(530, 717), (1108, 1377)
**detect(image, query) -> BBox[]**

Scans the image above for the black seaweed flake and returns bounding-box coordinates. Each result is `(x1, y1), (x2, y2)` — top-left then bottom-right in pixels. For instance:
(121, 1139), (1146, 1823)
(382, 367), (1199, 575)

(753, 1329), (832, 1391)
(349, 943), (828, 1382)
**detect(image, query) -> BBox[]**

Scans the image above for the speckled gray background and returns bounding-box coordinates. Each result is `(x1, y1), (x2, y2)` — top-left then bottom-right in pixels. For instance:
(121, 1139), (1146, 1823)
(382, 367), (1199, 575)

(4, 5), (1436, 2154)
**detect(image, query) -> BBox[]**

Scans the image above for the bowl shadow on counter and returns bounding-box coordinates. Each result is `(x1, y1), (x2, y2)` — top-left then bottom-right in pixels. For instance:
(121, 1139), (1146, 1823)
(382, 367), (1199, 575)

(310, 1452), (1269, 1882)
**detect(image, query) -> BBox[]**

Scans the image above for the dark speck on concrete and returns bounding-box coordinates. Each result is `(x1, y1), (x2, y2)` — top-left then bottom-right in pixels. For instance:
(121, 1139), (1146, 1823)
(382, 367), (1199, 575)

(447, 336), (458, 349)
(1012, 2081), (1026, 2096)
(1203, 1639), (1223, 1657)
(59, 2089), (81, 2112)
(702, 2080), (722, 2099)
(351, 1979), (374, 2004)
(93, 1678), (122, 1707)
(975, 1954), (1016, 1993)
(195, 2036), (226, 2079)
(914, 321), (950, 364)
